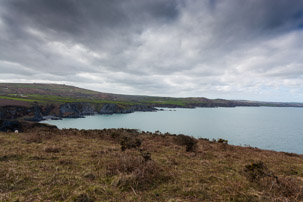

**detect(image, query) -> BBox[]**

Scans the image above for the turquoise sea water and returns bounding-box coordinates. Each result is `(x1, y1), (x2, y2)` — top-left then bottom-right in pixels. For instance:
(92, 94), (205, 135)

(42, 107), (303, 154)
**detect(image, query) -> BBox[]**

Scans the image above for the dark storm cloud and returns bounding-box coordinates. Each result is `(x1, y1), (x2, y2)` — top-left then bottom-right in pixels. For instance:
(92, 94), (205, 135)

(0, 0), (302, 101)
(2, 0), (179, 45)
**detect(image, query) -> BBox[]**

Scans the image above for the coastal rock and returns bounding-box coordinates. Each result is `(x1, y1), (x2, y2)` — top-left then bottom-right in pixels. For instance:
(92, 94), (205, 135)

(129, 105), (157, 112)
(59, 102), (95, 118)
(0, 102), (156, 120)
(99, 104), (157, 114)
(25, 105), (44, 122)
(0, 106), (31, 119)
(99, 103), (124, 114)
(0, 111), (3, 119)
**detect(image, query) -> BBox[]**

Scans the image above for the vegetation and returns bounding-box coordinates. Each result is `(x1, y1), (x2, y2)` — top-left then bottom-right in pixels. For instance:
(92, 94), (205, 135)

(1, 127), (303, 201)
(174, 134), (198, 152)
(2, 83), (303, 108)
(0, 95), (39, 103)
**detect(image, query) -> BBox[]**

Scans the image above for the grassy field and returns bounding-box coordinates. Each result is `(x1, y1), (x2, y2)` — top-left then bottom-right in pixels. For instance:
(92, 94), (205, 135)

(1, 127), (303, 201)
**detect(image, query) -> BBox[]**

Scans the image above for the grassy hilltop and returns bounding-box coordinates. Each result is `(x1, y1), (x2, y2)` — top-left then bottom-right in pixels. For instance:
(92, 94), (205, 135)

(0, 83), (212, 107)
(1, 126), (303, 201)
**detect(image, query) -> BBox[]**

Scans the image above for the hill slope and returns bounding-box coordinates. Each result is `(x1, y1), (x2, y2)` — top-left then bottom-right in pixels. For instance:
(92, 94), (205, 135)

(1, 126), (303, 201)
(1, 83), (302, 108)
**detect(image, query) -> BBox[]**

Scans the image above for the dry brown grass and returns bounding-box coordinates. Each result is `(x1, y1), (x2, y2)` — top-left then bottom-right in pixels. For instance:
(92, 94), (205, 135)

(44, 146), (61, 153)
(244, 161), (303, 201)
(106, 151), (171, 191)
(21, 132), (43, 143)
(0, 128), (303, 201)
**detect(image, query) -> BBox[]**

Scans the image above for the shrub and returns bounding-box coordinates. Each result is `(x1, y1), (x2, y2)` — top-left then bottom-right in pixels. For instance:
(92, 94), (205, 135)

(106, 152), (170, 190)
(110, 132), (120, 139)
(217, 138), (228, 144)
(120, 136), (141, 151)
(175, 135), (198, 152)
(244, 161), (276, 182)
(139, 149), (152, 162)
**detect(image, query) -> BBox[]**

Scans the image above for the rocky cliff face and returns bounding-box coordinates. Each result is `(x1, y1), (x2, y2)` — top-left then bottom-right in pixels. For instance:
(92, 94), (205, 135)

(99, 103), (156, 114)
(0, 106), (33, 120)
(59, 103), (96, 118)
(0, 102), (157, 121)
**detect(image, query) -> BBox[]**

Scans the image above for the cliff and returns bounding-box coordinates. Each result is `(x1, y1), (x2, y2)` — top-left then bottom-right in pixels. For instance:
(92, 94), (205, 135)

(0, 102), (157, 121)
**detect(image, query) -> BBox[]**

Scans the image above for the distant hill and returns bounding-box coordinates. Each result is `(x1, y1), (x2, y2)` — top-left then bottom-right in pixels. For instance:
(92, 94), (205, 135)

(0, 83), (302, 108)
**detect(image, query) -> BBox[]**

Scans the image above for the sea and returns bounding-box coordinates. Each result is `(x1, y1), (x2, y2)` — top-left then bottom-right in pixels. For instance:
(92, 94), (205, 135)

(42, 107), (303, 154)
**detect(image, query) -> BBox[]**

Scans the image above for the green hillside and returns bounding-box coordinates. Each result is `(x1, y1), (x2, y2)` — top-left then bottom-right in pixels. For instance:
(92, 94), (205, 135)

(0, 83), (302, 108)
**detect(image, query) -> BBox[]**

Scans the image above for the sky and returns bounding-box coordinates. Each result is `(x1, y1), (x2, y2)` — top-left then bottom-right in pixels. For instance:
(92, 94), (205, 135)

(0, 0), (302, 102)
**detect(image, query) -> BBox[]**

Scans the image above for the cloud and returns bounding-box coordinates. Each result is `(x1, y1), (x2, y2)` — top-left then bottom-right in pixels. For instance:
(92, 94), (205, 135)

(0, 0), (302, 102)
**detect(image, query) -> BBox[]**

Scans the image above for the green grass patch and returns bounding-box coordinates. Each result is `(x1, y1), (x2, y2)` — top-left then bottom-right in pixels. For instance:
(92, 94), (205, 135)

(0, 96), (38, 102)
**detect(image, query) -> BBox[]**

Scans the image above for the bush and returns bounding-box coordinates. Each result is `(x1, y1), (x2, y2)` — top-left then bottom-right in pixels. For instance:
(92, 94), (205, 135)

(120, 136), (141, 151)
(106, 152), (170, 190)
(217, 138), (228, 144)
(244, 161), (275, 182)
(110, 132), (120, 139)
(175, 135), (198, 152)
(140, 150), (151, 162)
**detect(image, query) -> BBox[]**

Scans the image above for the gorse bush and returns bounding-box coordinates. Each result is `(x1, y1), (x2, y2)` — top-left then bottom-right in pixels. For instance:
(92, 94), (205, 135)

(175, 135), (198, 152)
(139, 149), (151, 162)
(120, 136), (141, 151)
(217, 138), (228, 144)
(120, 133), (152, 161)
(244, 161), (276, 182)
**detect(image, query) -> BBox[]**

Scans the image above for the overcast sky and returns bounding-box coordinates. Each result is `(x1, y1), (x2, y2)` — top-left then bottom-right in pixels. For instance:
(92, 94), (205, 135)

(0, 0), (302, 101)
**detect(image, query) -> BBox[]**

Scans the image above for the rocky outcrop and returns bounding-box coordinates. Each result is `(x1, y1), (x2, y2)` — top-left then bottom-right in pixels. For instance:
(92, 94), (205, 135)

(0, 106), (32, 120)
(59, 102), (95, 118)
(0, 102), (157, 121)
(99, 104), (156, 114)
(99, 103), (121, 114)
(25, 105), (44, 122)
(129, 105), (157, 112)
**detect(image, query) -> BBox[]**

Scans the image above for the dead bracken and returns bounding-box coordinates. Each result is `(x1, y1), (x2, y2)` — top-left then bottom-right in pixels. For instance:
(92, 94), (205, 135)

(0, 127), (303, 201)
